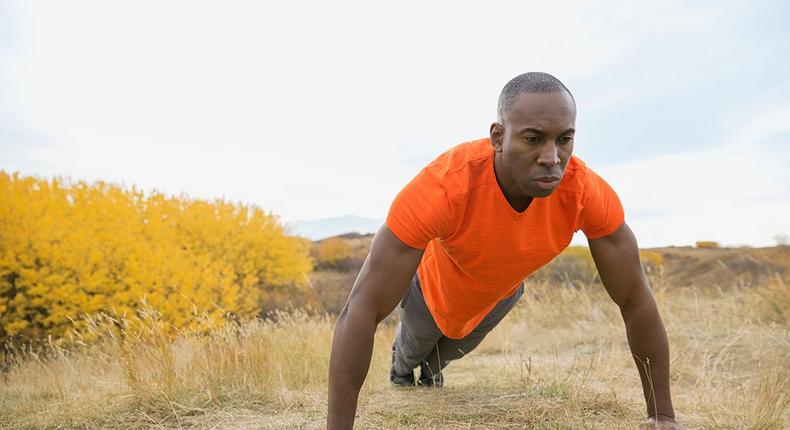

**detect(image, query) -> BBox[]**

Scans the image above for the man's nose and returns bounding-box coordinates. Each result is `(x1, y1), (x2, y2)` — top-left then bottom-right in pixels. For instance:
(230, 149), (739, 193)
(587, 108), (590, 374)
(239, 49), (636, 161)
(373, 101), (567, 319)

(536, 143), (560, 166)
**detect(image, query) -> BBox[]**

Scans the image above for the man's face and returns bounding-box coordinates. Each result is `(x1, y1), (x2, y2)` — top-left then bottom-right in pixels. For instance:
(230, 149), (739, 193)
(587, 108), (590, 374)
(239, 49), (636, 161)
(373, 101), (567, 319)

(490, 91), (576, 199)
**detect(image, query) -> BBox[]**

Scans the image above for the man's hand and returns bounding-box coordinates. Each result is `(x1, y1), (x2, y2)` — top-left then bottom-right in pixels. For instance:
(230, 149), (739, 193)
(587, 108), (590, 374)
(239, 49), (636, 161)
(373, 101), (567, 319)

(639, 416), (687, 430)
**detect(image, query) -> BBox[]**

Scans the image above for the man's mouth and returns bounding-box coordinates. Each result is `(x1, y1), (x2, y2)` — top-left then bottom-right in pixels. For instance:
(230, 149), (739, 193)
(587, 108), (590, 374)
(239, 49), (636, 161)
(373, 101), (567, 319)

(533, 176), (560, 190)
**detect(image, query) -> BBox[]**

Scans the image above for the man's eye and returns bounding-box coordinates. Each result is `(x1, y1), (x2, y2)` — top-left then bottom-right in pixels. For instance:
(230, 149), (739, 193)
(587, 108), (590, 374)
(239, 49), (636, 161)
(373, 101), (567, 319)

(559, 136), (574, 144)
(524, 136), (541, 143)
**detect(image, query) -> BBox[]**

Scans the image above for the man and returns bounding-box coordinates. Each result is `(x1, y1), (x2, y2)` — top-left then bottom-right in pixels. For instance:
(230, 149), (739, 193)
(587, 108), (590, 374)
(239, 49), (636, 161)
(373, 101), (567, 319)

(327, 72), (684, 429)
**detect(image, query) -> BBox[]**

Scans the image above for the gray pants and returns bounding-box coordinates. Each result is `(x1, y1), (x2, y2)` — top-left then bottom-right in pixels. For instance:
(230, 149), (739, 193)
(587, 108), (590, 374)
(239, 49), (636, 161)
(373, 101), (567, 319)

(392, 271), (525, 378)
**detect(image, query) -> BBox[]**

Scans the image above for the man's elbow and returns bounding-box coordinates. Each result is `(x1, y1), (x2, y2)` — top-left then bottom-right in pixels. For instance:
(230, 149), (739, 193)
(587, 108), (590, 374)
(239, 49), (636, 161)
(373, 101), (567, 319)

(335, 299), (380, 332)
(618, 288), (657, 317)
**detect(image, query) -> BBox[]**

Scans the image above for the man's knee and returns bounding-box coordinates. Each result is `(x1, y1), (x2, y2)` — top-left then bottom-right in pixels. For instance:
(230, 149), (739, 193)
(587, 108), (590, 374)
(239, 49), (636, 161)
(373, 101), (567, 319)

(437, 332), (487, 362)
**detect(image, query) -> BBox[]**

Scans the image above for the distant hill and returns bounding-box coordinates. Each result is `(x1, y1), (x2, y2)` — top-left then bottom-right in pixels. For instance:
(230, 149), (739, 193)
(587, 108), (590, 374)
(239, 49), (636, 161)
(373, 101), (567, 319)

(651, 245), (789, 287)
(286, 214), (384, 240)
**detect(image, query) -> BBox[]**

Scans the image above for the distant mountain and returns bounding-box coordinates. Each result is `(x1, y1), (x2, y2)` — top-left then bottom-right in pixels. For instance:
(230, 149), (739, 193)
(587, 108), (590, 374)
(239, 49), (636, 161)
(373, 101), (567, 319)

(286, 214), (384, 240)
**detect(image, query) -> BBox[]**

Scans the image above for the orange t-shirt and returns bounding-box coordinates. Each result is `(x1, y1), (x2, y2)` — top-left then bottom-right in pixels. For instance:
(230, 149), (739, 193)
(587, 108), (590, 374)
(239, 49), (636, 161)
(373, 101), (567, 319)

(385, 137), (624, 339)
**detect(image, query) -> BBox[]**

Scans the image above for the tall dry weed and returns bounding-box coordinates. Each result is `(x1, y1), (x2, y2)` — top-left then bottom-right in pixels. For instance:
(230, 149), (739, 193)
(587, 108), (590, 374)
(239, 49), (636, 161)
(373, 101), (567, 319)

(1, 278), (787, 429)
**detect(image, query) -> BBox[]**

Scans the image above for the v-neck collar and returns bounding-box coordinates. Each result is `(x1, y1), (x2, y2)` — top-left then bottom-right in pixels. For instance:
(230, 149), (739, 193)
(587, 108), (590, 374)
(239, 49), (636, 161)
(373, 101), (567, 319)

(488, 146), (533, 219)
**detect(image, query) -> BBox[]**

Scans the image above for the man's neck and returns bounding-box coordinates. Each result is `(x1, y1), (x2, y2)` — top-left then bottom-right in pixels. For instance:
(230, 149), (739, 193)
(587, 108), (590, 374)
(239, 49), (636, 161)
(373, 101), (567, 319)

(493, 152), (533, 213)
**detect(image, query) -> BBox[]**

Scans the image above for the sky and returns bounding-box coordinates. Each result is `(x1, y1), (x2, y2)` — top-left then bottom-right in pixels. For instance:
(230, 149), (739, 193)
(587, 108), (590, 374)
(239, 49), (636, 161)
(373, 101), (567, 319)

(1, 0), (789, 247)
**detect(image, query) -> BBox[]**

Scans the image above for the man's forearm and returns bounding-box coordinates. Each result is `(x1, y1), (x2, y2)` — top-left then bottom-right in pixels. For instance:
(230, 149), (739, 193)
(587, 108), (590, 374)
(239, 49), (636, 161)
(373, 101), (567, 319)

(327, 308), (378, 430)
(621, 296), (675, 419)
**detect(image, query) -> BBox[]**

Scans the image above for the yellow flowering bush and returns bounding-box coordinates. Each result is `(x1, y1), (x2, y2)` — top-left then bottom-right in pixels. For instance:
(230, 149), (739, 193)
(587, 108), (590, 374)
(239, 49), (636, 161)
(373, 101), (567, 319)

(0, 171), (312, 344)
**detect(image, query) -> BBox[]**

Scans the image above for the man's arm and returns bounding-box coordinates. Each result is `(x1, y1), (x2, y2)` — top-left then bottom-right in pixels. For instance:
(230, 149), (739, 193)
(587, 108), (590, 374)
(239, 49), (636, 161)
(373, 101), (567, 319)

(327, 224), (424, 430)
(588, 222), (679, 426)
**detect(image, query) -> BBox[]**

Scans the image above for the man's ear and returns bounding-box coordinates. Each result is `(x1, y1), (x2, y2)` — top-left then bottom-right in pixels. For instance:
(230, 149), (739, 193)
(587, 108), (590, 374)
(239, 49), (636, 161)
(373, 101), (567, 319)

(490, 122), (504, 153)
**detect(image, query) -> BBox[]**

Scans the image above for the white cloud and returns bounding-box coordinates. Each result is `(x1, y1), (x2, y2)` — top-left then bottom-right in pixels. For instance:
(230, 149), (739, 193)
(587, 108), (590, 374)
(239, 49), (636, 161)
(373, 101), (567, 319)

(593, 107), (790, 247)
(1, 0), (639, 221)
(2, 0), (788, 247)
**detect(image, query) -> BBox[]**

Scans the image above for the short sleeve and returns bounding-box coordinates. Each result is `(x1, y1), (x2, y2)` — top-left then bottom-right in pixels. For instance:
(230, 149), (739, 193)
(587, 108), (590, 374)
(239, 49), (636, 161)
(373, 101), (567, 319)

(578, 167), (625, 239)
(385, 164), (454, 249)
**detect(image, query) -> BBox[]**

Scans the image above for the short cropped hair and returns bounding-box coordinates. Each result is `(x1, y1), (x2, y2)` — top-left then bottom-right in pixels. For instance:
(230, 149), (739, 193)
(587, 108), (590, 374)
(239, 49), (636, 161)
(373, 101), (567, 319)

(497, 72), (575, 122)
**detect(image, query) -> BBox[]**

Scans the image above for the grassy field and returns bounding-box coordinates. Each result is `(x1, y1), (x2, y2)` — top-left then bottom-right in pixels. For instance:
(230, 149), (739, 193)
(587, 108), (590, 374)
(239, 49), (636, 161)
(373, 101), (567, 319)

(0, 241), (787, 429)
(2, 261), (788, 429)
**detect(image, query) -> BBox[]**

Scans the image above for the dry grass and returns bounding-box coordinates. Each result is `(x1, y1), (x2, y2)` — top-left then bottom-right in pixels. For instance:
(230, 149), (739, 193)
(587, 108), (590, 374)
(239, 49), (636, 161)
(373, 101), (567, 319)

(1, 276), (788, 429)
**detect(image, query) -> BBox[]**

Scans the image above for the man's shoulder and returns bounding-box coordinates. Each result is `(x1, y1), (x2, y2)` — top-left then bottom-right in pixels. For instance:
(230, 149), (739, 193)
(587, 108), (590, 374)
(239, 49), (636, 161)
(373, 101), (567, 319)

(563, 157), (618, 195)
(427, 137), (491, 175)
(387, 138), (492, 247)
(556, 156), (590, 193)
(419, 137), (492, 198)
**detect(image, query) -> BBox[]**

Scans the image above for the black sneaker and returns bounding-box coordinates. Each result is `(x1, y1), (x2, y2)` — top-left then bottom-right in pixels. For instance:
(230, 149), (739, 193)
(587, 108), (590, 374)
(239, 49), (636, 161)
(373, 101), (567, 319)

(417, 361), (444, 388)
(389, 344), (415, 387)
